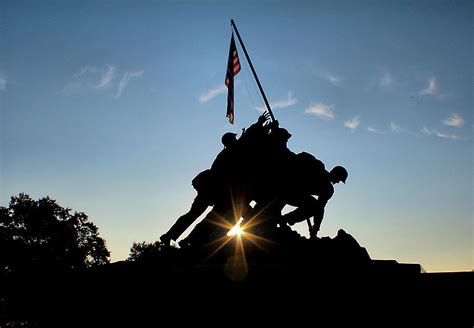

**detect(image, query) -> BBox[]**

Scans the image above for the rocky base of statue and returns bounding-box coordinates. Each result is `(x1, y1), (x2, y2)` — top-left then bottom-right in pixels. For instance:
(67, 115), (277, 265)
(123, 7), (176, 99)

(172, 227), (374, 277)
(2, 228), (471, 327)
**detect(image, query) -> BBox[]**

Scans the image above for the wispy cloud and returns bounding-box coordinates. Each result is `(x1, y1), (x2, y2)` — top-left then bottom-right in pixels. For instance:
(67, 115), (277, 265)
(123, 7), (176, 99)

(325, 73), (343, 86)
(305, 103), (335, 120)
(367, 126), (382, 134)
(419, 77), (438, 95)
(0, 73), (6, 91)
(115, 70), (144, 98)
(64, 64), (113, 95)
(442, 113), (464, 128)
(420, 126), (433, 136)
(73, 66), (98, 78)
(390, 121), (401, 133)
(255, 91), (298, 112)
(345, 116), (360, 130)
(421, 126), (458, 140)
(97, 64), (116, 89)
(64, 64), (144, 98)
(199, 85), (227, 103)
(271, 91), (298, 109)
(379, 71), (393, 88)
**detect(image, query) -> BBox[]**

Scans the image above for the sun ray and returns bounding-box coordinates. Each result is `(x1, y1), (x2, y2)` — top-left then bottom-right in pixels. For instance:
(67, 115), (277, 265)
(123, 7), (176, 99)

(240, 231), (277, 252)
(207, 213), (236, 230)
(203, 235), (234, 262)
(235, 234), (248, 272)
(241, 199), (278, 230)
(195, 188), (286, 267)
(229, 187), (240, 223)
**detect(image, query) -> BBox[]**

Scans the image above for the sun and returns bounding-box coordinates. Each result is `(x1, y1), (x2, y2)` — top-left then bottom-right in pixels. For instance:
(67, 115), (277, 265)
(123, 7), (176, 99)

(203, 198), (277, 264)
(227, 217), (244, 237)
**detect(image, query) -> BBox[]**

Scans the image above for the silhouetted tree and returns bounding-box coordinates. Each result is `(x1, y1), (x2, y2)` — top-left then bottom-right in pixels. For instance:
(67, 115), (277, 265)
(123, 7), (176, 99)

(128, 241), (166, 262)
(0, 193), (110, 275)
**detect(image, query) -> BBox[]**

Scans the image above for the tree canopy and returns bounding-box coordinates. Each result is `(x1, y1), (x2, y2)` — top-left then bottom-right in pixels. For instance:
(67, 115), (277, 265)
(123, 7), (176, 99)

(128, 241), (166, 262)
(0, 193), (110, 275)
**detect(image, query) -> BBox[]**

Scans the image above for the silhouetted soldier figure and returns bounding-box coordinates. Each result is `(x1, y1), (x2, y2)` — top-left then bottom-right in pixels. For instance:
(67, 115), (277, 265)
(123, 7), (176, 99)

(177, 196), (251, 249)
(160, 131), (242, 245)
(179, 113), (272, 248)
(210, 132), (239, 176)
(267, 121), (292, 154)
(244, 119), (295, 231)
(161, 113), (271, 246)
(246, 148), (347, 239)
(160, 169), (218, 245)
(238, 111), (271, 148)
(280, 164), (348, 238)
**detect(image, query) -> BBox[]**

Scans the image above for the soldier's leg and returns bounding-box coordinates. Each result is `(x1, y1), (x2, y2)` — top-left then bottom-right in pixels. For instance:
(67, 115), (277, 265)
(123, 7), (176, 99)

(280, 196), (314, 225)
(281, 207), (309, 226)
(178, 208), (225, 248)
(161, 194), (209, 243)
(311, 205), (325, 233)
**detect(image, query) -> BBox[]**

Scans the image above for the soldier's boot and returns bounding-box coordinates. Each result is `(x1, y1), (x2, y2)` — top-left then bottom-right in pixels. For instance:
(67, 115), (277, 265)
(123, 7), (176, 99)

(160, 233), (172, 246)
(281, 211), (301, 226)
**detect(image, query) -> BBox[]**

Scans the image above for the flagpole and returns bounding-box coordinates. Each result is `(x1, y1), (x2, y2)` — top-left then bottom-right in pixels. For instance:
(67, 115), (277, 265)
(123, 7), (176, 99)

(231, 19), (276, 123)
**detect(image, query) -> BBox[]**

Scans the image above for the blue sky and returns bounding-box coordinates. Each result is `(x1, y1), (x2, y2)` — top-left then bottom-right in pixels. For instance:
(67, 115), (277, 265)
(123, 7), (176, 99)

(1, 0), (472, 272)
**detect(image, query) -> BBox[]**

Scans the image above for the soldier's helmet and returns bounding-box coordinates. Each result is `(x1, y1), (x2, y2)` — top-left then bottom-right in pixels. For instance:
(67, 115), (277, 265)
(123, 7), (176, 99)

(274, 128), (292, 141)
(330, 166), (348, 184)
(221, 132), (238, 147)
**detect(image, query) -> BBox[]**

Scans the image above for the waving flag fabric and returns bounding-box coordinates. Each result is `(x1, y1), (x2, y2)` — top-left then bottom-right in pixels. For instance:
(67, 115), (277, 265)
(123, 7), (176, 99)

(225, 33), (241, 124)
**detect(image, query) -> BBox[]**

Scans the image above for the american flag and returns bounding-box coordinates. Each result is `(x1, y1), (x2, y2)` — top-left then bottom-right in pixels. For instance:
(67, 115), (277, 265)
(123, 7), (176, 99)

(225, 33), (241, 124)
